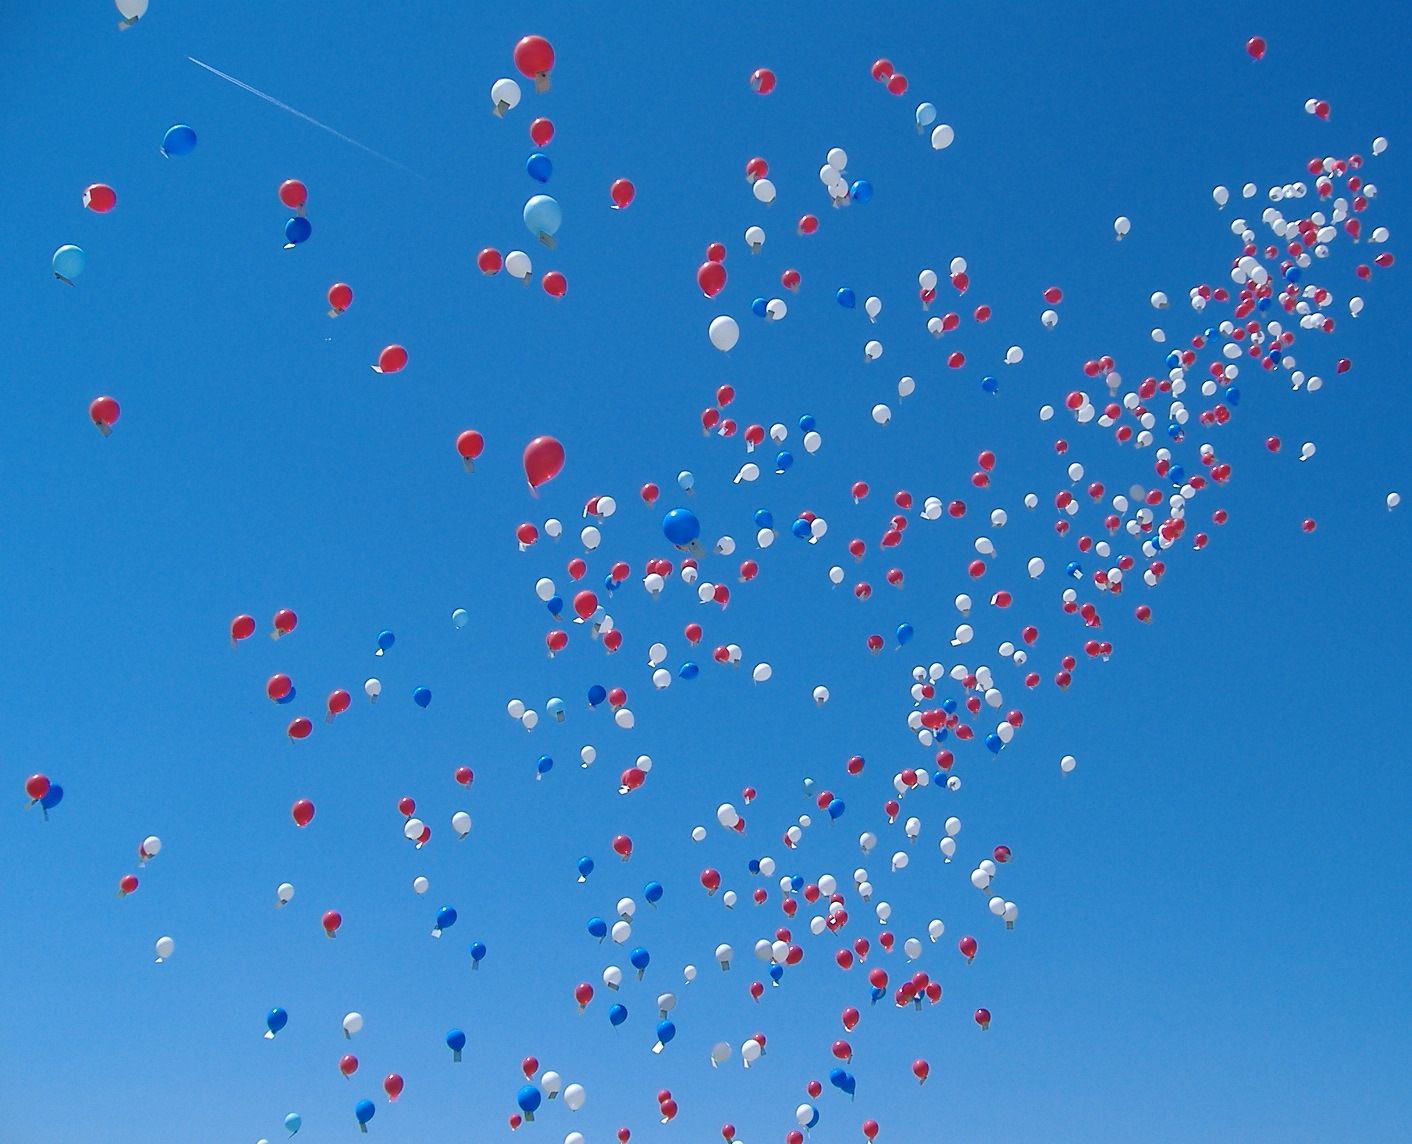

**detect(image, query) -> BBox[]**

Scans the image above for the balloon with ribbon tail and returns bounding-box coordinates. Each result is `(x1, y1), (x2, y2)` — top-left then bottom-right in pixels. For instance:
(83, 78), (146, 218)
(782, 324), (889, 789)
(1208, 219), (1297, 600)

(116, 0), (148, 30)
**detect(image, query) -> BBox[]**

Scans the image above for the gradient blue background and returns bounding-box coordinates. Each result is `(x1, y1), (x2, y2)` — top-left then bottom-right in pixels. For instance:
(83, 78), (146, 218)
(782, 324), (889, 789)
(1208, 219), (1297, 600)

(2, 2), (1410, 1142)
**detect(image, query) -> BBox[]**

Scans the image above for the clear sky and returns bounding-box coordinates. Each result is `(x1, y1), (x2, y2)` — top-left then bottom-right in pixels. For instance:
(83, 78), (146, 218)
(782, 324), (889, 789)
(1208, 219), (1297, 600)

(3, 3), (1411, 1143)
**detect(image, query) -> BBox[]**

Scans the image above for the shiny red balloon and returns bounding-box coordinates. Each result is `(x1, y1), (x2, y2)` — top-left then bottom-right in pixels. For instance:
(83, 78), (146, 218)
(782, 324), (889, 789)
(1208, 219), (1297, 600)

(273, 609), (298, 636)
(24, 773), (50, 801)
(1246, 35), (1267, 60)
(83, 183), (117, 213)
(322, 909), (343, 936)
(523, 435), (565, 490)
(456, 430), (485, 471)
(230, 614), (256, 643)
(374, 344), (408, 374)
(278, 179), (308, 209)
(477, 248), (503, 275)
(266, 673), (292, 701)
(513, 35), (555, 88)
(542, 270), (567, 298)
(697, 260), (727, 298)
(610, 178), (635, 209)
(287, 717), (313, 740)
(383, 1073), (404, 1101)
(749, 68), (776, 94)
(88, 395), (121, 435)
(529, 117), (554, 147)
(118, 874), (139, 896)
(327, 282), (353, 315)
(326, 689), (351, 720)
(291, 799), (315, 826)
(339, 1054), (359, 1077)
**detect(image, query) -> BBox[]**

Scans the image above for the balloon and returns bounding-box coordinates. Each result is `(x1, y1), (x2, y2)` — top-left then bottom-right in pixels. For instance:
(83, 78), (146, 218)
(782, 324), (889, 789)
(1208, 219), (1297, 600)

(265, 1007), (288, 1038)
(491, 78), (522, 115)
(931, 123), (955, 150)
(83, 183), (117, 213)
(154, 936), (174, 962)
(355, 1099), (376, 1130)
(413, 686), (432, 708)
(364, 678), (381, 702)
(469, 940), (487, 967)
(662, 508), (701, 547)
(432, 905), (458, 936)
(543, 270), (567, 298)
(291, 799), (315, 827)
(115, 0), (147, 28)
(278, 179), (307, 210)
(383, 1074), (403, 1102)
(446, 1028), (466, 1061)
(526, 151), (553, 183)
(327, 282), (353, 316)
(709, 316), (739, 352)
(530, 117), (554, 146)
(373, 345), (407, 374)
(88, 396), (120, 435)
(523, 436), (565, 490)
(456, 430), (484, 472)
(340, 1054), (359, 1077)
(284, 1113), (301, 1136)
(513, 35), (555, 90)
(524, 195), (563, 245)
(610, 179), (635, 209)
(1114, 215), (1131, 239)
(653, 1019), (676, 1052)
(1246, 35), (1267, 60)
(52, 245), (86, 283)
(161, 125), (197, 157)
(750, 67), (776, 94)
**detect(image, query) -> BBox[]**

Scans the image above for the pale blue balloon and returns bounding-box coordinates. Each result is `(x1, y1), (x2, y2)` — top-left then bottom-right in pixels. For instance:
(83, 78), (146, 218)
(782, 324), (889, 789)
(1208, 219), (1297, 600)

(523, 194), (562, 240)
(284, 1112), (302, 1136)
(52, 245), (86, 282)
(915, 102), (938, 128)
(451, 608), (470, 628)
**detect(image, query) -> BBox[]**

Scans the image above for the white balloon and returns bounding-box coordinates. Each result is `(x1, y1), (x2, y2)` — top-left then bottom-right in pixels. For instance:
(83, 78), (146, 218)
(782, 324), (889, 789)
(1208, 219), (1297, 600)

(752, 663), (772, 683)
(276, 882), (295, 907)
(872, 403), (892, 425)
(491, 77), (522, 113)
(563, 1084), (586, 1112)
(709, 315), (740, 352)
(505, 249), (532, 280)
(1005, 345), (1024, 365)
(1060, 754), (1077, 773)
(343, 1012), (364, 1037)
(898, 375), (916, 398)
(154, 935), (174, 962)
(745, 225), (766, 252)
(610, 920), (631, 943)
(451, 811), (472, 838)
(1114, 215), (1131, 239)
(403, 818), (424, 841)
(413, 876), (429, 894)
(540, 1071), (561, 1097)
(931, 123), (955, 150)
(864, 296), (882, 321)
(826, 147), (848, 171)
(364, 677), (382, 701)
(535, 577), (556, 601)
(753, 178), (777, 204)
(812, 685), (830, 706)
(1388, 492), (1402, 510)
(603, 965), (622, 989)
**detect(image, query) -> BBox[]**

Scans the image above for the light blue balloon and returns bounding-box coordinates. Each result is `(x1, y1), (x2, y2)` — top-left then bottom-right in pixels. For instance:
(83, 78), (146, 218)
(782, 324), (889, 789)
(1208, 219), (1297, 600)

(661, 508), (701, 547)
(677, 470), (695, 492)
(915, 101), (938, 128)
(52, 245), (86, 282)
(284, 1112), (302, 1136)
(525, 152), (553, 183)
(523, 194), (562, 240)
(161, 124), (197, 157)
(451, 608), (469, 628)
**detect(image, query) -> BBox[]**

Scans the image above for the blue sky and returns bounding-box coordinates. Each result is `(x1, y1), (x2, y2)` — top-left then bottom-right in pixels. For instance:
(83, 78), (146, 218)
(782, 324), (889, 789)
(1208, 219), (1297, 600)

(3, 2), (1411, 1142)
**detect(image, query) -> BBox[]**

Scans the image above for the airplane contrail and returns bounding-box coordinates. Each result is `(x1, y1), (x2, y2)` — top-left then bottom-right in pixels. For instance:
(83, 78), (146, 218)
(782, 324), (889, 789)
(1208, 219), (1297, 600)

(187, 56), (423, 179)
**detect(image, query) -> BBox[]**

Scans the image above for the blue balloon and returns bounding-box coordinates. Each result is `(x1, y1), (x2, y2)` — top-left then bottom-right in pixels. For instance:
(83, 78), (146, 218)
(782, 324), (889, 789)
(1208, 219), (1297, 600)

(828, 799), (846, 820)
(751, 296), (768, 318)
(446, 1028), (466, 1060)
(577, 855), (595, 880)
(849, 179), (873, 203)
(1284, 264), (1301, 283)
(747, 858), (761, 874)
(355, 1099), (376, 1128)
(516, 1086), (542, 1115)
(376, 629), (396, 653)
(451, 608), (469, 628)
(51, 245), (86, 282)
(870, 986), (886, 1004)
(655, 1019), (676, 1047)
(775, 450), (794, 473)
(981, 374), (999, 393)
(608, 1003), (628, 1026)
(896, 623), (915, 646)
(836, 287), (857, 309)
(1065, 560), (1083, 579)
(1226, 387), (1242, 405)
(790, 875), (804, 892)
(468, 941), (487, 965)
(644, 881), (664, 905)
(436, 906), (458, 930)
(985, 733), (1003, 754)
(587, 916), (608, 940)
(753, 508), (774, 529)
(1168, 464), (1186, 486)
(546, 697), (565, 720)
(39, 784), (63, 811)
(161, 124), (197, 157)
(587, 684), (606, 707)
(769, 962), (784, 983)
(798, 414), (816, 431)
(829, 1067), (857, 1096)
(1164, 350), (1182, 368)
(413, 686), (432, 708)
(525, 152), (553, 183)
(678, 662), (699, 680)
(276, 686), (296, 705)
(942, 698), (957, 714)
(523, 194), (562, 240)
(602, 573), (619, 592)
(266, 1007), (288, 1036)
(536, 754), (554, 776)
(630, 946), (651, 971)
(284, 216), (312, 246)
(285, 1112), (302, 1135)
(661, 507), (701, 547)
(791, 518), (812, 539)
(546, 595), (564, 618)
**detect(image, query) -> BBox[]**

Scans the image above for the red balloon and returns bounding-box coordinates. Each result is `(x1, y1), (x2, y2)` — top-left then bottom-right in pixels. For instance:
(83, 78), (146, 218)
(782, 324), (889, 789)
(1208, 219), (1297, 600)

(322, 909), (343, 936)
(456, 430), (485, 472)
(523, 436), (565, 490)
(1246, 35), (1267, 60)
(230, 614), (256, 643)
(886, 72), (908, 95)
(266, 673), (293, 701)
(383, 1073), (404, 1101)
(326, 689), (351, 719)
(610, 178), (635, 209)
(521, 1056), (539, 1079)
(278, 179), (308, 209)
(374, 344), (408, 374)
(787, 1134), (804, 1144)
(287, 717), (313, 740)
(574, 982), (594, 1009)
(611, 834), (633, 859)
(862, 1120), (880, 1140)
(913, 1059), (929, 1083)
(477, 248), (503, 275)
(83, 183), (117, 213)
(24, 773), (50, 802)
(640, 482), (660, 505)
(397, 796), (416, 818)
(542, 270), (567, 298)
(798, 214), (819, 235)
(327, 282), (353, 315)
(974, 1007), (992, 1030)
(660, 1100), (677, 1122)
(529, 117), (554, 147)
(455, 766), (474, 786)
(517, 522), (540, 549)
(697, 261), (727, 298)
(546, 629), (568, 655)
(958, 935), (978, 960)
(617, 1131), (631, 1143)
(870, 58), (893, 81)
(89, 395), (120, 435)
(745, 157), (768, 183)
(291, 799), (315, 827)
(706, 242), (726, 263)
(513, 35), (555, 89)
(722, 1124), (737, 1142)
(273, 610), (298, 636)
(573, 590), (598, 620)
(602, 629), (622, 653)
(749, 68), (776, 94)
(832, 1039), (852, 1061)
(340, 1054), (359, 1077)
(118, 873), (139, 896)
(700, 868), (721, 894)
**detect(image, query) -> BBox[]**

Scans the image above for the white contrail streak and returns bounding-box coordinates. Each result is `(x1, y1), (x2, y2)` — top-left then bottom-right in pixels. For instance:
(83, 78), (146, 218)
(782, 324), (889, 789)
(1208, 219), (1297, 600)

(187, 56), (422, 178)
